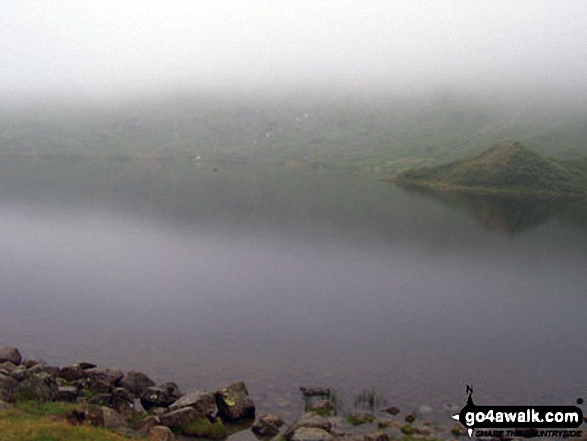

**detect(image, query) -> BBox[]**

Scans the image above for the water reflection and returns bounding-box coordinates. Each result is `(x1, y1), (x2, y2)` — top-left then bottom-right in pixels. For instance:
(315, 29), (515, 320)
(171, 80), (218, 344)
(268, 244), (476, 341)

(396, 186), (587, 234)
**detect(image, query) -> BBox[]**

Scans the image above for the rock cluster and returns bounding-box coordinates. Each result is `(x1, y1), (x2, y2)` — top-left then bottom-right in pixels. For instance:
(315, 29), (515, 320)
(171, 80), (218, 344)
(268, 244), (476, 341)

(0, 346), (255, 439)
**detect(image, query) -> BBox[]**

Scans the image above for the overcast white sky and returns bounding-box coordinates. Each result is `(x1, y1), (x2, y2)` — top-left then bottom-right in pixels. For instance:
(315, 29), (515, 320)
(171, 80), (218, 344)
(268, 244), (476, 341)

(1, 1), (587, 97)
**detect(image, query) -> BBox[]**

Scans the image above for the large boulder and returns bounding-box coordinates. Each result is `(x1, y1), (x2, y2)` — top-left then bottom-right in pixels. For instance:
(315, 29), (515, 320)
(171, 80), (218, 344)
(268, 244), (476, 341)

(214, 381), (255, 422)
(16, 373), (58, 402)
(0, 347), (22, 366)
(119, 370), (155, 398)
(169, 390), (215, 417)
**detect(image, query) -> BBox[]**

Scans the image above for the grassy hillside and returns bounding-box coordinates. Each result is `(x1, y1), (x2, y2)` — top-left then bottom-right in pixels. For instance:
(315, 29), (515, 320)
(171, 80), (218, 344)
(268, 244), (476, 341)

(391, 142), (587, 198)
(1, 90), (587, 168)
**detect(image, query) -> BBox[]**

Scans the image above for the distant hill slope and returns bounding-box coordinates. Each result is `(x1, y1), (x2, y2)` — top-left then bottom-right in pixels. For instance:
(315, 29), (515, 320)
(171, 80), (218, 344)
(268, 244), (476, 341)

(1, 91), (587, 166)
(391, 142), (587, 198)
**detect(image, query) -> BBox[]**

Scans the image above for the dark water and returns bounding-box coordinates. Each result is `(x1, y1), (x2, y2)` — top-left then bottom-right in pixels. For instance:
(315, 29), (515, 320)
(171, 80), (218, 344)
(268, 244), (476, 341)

(1, 158), (586, 419)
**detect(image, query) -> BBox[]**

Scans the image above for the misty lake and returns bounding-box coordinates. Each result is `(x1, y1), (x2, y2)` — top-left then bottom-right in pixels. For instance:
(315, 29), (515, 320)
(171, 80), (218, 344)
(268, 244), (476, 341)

(1, 157), (586, 419)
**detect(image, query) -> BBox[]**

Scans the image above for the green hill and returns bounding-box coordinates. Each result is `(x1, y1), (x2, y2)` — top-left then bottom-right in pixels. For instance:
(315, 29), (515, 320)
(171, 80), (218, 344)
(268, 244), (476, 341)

(391, 142), (587, 198)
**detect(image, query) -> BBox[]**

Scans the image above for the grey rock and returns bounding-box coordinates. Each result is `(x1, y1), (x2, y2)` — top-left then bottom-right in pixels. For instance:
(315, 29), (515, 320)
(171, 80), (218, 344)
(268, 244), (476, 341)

(141, 386), (177, 411)
(252, 414), (284, 438)
(149, 425), (176, 441)
(27, 364), (60, 378)
(215, 380), (256, 422)
(160, 382), (183, 400)
(0, 361), (17, 374)
(404, 412), (416, 423)
(134, 415), (161, 432)
(158, 407), (199, 428)
(111, 390), (134, 421)
(283, 412), (332, 440)
(17, 373), (58, 402)
(58, 364), (84, 382)
(311, 400), (334, 412)
(119, 370), (155, 398)
(57, 386), (79, 402)
(77, 362), (97, 370)
(9, 366), (29, 382)
(83, 368), (124, 386)
(82, 377), (113, 395)
(70, 404), (123, 428)
(22, 358), (46, 368)
(0, 346), (22, 366)
(88, 393), (112, 406)
(101, 406), (127, 429)
(0, 374), (18, 403)
(169, 390), (215, 417)
(291, 427), (333, 441)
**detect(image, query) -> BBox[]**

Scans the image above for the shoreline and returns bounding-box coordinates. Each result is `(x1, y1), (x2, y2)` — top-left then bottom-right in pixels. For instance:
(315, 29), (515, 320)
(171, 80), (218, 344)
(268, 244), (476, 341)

(0, 345), (467, 441)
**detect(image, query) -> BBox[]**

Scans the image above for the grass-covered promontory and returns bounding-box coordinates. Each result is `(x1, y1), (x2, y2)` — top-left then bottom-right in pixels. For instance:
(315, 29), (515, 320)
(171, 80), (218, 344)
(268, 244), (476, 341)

(390, 142), (587, 198)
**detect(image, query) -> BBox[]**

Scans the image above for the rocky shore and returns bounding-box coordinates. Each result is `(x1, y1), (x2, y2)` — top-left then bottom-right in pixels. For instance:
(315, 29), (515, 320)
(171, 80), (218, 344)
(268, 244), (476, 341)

(0, 345), (469, 441)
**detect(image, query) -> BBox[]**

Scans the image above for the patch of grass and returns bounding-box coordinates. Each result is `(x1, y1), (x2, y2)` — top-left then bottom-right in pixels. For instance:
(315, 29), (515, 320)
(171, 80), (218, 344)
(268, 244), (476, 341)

(15, 400), (77, 416)
(177, 417), (228, 439)
(0, 408), (130, 441)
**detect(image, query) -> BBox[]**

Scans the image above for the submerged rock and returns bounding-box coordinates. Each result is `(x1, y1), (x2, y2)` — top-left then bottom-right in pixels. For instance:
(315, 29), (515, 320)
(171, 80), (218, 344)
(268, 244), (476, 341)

(283, 412), (332, 440)
(252, 413), (284, 438)
(291, 427), (333, 441)
(299, 387), (330, 397)
(383, 406), (400, 415)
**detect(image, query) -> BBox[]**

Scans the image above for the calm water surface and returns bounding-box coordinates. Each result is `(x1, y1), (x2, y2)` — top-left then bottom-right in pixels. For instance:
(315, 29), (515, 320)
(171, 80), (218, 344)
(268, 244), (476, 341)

(0, 158), (586, 419)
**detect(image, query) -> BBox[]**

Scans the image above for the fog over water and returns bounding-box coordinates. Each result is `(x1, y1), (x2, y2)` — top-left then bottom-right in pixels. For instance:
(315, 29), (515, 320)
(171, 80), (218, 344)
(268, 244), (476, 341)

(1, 1), (587, 98)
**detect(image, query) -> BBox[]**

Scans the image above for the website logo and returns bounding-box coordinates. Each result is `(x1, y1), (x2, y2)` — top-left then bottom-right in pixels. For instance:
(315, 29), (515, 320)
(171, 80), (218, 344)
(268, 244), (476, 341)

(451, 386), (584, 438)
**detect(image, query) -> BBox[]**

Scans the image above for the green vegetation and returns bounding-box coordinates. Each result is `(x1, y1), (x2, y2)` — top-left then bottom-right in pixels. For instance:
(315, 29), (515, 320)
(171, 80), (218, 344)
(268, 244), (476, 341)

(176, 417), (228, 439)
(391, 142), (587, 198)
(345, 412), (376, 425)
(353, 388), (387, 412)
(0, 406), (130, 441)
